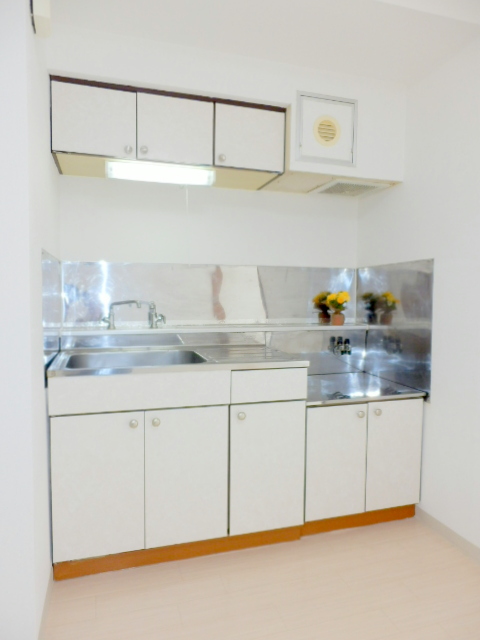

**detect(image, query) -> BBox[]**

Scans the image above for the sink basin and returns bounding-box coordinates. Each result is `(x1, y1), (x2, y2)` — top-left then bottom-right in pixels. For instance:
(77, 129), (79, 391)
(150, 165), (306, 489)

(64, 350), (206, 370)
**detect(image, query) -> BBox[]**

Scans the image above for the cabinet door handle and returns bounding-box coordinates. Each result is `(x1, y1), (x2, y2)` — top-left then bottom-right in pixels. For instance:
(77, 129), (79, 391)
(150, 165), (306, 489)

(140, 145), (148, 155)
(218, 153), (226, 163)
(357, 410), (365, 419)
(237, 412), (246, 421)
(129, 419), (139, 429)
(124, 145), (133, 154)
(374, 408), (382, 417)
(152, 418), (161, 427)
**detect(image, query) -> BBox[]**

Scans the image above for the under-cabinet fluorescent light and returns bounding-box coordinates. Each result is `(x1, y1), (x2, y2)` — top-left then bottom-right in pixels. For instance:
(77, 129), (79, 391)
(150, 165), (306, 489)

(106, 161), (215, 186)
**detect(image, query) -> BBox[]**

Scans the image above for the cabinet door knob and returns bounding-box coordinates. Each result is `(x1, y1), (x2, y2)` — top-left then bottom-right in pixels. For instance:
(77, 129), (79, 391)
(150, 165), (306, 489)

(152, 418), (161, 427)
(357, 410), (365, 419)
(124, 145), (133, 154)
(374, 408), (382, 417)
(129, 419), (138, 429)
(140, 145), (148, 155)
(237, 412), (246, 420)
(218, 153), (226, 163)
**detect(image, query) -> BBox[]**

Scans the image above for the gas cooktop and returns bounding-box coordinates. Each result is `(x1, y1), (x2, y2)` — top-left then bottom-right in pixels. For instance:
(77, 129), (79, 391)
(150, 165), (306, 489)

(307, 372), (426, 406)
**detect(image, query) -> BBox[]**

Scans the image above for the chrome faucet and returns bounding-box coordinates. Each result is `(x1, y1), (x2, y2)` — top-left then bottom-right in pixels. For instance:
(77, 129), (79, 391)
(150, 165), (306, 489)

(147, 302), (166, 329)
(101, 300), (166, 330)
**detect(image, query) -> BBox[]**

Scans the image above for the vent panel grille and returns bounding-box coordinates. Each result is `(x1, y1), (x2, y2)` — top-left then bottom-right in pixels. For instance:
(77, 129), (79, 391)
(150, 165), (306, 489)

(313, 116), (341, 147)
(316, 180), (391, 197)
(317, 120), (337, 142)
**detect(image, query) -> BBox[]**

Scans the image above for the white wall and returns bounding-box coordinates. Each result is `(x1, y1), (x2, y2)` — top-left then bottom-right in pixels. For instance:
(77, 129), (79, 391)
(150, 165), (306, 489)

(28, 30), (61, 640)
(0, 3), (59, 639)
(59, 177), (358, 266)
(46, 24), (406, 182)
(357, 38), (480, 548)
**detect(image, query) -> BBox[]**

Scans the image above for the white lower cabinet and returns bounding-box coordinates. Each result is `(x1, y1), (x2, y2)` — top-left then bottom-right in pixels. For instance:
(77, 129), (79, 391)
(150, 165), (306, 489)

(306, 404), (367, 521)
(366, 399), (423, 512)
(145, 406), (229, 548)
(229, 401), (306, 536)
(305, 398), (423, 521)
(50, 412), (145, 563)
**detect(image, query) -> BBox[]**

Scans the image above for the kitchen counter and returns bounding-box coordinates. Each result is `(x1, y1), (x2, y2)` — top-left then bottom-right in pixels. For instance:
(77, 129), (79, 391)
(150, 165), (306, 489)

(47, 345), (310, 377)
(307, 372), (426, 406)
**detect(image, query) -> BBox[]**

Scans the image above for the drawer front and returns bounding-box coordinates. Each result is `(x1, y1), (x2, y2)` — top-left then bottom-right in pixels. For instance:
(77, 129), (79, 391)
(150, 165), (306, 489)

(48, 370), (231, 416)
(231, 368), (307, 404)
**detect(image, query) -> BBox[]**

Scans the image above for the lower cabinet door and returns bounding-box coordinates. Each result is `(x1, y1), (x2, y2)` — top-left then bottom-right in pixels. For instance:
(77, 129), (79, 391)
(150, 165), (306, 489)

(230, 401), (306, 536)
(145, 406), (229, 548)
(50, 411), (145, 563)
(306, 404), (367, 522)
(366, 399), (424, 512)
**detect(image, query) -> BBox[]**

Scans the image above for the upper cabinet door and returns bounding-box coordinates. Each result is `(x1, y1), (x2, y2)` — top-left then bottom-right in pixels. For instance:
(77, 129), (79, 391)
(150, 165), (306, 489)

(215, 103), (285, 173)
(51, 81), (137, 158)
(366, 399), (423, 512)
(137, 94), (214, 165)
(298, 94), (356, 165)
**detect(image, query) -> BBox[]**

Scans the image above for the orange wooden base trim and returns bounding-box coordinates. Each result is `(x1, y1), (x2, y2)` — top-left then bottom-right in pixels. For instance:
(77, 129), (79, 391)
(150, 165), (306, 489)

(53, 505), (415, 581)
(53, 526), (302, 581)
(302, 505), (415, 536)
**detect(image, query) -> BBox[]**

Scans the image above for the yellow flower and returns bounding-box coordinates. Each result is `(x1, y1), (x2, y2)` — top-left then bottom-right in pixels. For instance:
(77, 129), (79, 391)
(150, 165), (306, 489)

(381, 291), (399, 305)
(326, 293), (337, 303)
(337, 291), (350, 305)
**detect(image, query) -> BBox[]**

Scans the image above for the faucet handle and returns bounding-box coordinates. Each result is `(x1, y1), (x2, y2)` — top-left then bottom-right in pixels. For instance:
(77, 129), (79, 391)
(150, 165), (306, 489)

(155, 313), (166, 327)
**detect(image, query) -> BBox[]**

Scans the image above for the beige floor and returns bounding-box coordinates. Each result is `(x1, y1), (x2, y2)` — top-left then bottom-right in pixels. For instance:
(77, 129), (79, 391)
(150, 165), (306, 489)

(43, 518), (480, 640)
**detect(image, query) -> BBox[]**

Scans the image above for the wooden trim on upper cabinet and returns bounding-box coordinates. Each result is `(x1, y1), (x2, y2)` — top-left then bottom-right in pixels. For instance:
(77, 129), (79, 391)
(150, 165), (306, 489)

(49, 76), (287, 113)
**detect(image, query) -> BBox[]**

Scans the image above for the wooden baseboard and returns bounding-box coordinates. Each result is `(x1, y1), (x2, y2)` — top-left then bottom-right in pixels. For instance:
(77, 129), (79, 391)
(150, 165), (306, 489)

(301, 505), (415, 536)
(53, 505), (415, 581)
(53, 526), (302, 580)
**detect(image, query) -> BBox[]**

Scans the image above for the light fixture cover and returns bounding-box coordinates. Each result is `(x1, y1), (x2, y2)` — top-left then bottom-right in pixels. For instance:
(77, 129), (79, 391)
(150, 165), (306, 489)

(106, 161), (215, 186)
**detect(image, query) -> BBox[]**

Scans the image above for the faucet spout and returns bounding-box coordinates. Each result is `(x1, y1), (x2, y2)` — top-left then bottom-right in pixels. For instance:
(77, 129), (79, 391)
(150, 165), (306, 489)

(100, 299), (166, 329)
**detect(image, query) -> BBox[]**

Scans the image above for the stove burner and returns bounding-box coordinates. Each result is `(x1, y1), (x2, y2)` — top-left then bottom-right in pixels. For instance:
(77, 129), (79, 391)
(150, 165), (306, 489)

(328, 391), (351, 400)
(383, 386), (402, 396)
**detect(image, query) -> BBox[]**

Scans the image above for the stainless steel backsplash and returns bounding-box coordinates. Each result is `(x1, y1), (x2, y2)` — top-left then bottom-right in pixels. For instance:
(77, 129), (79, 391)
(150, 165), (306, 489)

(62, 263), (356, 327)
(57, 259), (432, 395)
(357, 259), (433, 394)
(42, 250), (62, 364)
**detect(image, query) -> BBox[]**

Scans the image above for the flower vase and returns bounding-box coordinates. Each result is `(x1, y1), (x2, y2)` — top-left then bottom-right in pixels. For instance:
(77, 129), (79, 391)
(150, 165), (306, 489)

(381, 312), (393, 325)
(331, 311), (345, 326)
(318, 306), (331, 325)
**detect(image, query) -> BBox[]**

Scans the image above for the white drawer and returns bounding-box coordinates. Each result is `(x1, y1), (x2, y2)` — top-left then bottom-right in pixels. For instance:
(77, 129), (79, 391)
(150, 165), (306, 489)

(48, 370), (231, 416)
(231, 368), (308, 404)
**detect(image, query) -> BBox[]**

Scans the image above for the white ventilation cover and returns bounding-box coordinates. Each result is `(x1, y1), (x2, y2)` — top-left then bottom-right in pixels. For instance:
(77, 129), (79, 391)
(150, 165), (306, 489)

(315, 179), (392, 197)
(314, 117), (341, 147)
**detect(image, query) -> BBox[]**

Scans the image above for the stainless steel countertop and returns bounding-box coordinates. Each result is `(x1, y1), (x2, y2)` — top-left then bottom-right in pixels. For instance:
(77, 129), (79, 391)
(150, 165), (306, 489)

(307, 373), (426, 406)
(47, 345), (310, 377)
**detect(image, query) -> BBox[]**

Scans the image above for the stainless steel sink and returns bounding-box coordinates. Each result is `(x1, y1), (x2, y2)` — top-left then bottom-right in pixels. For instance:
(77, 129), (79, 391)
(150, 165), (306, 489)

(64, 350), (206, 370)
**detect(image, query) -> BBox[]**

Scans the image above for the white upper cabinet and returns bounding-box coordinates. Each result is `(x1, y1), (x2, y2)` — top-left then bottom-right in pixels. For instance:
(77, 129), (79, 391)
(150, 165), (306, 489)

(137, 93), (214, 165)
(51, 81), (137, 159)
(366, 399), (423, 512)
(215, 103), (285, 173)
(306, 404), (367, 522)
(297, 93), (356, 166)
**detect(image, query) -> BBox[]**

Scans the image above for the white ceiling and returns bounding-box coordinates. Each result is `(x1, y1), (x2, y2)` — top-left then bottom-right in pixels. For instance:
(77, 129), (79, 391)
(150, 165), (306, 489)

(50, 0), (480, 85)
